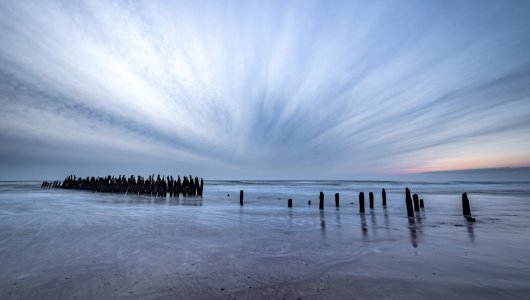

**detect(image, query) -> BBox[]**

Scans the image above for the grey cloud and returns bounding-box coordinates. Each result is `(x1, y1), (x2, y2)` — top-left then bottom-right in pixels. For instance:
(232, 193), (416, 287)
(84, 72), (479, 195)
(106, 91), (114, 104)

(1, 0), (530, 179)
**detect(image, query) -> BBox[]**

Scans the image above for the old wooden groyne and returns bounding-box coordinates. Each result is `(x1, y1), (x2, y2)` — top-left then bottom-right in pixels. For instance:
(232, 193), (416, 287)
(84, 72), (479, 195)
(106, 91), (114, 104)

(42, 174), (203, 197)
(240, 187), (476, 222)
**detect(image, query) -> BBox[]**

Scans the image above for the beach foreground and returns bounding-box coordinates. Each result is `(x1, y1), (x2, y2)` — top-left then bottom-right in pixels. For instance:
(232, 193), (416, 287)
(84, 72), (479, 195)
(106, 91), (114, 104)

(1, 181), (529, 299)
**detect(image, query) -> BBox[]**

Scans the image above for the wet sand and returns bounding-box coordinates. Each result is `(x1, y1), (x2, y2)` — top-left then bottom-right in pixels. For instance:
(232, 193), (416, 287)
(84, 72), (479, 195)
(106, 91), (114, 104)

(1, 181), (529, 299)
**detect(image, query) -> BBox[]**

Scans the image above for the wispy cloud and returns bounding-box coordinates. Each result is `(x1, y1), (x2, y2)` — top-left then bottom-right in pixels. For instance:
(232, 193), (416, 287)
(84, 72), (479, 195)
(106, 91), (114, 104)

(1, 0), (529, 179)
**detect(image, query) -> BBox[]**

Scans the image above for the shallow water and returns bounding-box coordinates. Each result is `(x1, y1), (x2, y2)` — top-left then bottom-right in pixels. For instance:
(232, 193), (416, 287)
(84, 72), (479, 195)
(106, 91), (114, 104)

(1, 180), (529, 299)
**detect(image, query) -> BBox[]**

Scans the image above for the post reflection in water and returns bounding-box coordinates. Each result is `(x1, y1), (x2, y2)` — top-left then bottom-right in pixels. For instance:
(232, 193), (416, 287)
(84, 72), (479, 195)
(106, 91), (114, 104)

(466, 220), (475, 243)
(168, 196), (180, 206)
(288, 206), (293, 229)
(415, 211), (424, 246)
(415, 210), (422, 225)
(370, 210), (377, 236)
(239, 206), (244, 227)
(110, 195), (206, 206)
(360, 213), (368, 239)
(319, 210), (326, 235)
(182, 197), (203, 206)
(335, 208), (341, 229)
(153, 196), (167, 205)
(408, 218), (418, 248)
(383, 207), (390, 234)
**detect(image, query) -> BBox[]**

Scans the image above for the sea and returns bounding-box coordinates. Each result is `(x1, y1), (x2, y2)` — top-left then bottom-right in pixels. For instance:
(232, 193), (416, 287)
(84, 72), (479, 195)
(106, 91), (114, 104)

(1, 180), (529, 299)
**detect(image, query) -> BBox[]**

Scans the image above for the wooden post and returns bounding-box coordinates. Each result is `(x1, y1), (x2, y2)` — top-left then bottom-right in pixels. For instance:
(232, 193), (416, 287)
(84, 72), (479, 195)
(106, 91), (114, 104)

(359, 192), (365, 213)
(413, 194), (420, 211)
(288, 198), (292, 207)
(420, 199), (424, 208)
(319, 192), (324, 210)
(335, 193), (339, 207)
(405, 188), (414, 218)
(382, 188), (386, 207)
(462, 193), (471, 216)
(369, 192), (374, 209)
(240, 190), (244, 206)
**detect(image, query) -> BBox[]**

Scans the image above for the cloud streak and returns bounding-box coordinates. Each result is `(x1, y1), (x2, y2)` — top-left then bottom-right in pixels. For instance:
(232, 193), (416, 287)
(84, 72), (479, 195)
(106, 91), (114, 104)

(1, 0), (530, 179)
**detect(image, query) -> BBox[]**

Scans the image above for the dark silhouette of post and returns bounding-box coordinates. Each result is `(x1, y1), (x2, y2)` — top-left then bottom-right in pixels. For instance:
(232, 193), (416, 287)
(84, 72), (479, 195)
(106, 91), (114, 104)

(359, 192), (365, 213)
(240, 190), (244, 206)
(382, 188), (386, 207)
(369, 192), (374, 209)
(319, 192), (324, 210)
(288, 198), (292, 207)
(335, 193), (339, 207)
(420, 199), (424, 208)
(405, 188), (414, 218)
(51, 173), (202, 198)
(413, 194), (420, 211)
(308, 200), (311, 206)
(462, 193), (471, 215)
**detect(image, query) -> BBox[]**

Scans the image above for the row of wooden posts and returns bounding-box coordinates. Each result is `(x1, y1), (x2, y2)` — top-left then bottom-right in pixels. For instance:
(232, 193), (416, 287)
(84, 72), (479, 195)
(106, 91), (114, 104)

(239, 188), (476, 221)
(42, 174), (204, 197)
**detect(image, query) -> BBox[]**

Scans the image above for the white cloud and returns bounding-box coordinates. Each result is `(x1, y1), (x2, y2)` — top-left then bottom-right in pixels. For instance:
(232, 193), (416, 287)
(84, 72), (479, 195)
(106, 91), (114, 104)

(1, 0), (529, 179)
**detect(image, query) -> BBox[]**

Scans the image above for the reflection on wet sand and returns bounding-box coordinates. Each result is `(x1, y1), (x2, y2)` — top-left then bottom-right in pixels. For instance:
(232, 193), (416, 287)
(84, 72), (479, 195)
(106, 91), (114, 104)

(370, 210), (377, 236)
(239, 206), (244, 227)
(168, 196), (180, 206)
(415, 212), (422, 226)
(335, 208), (341, 229)
(384, 208), (390, 234)
(466, 220), (475, 243)
(152, 197), (167, 205)
(320, 210), (326, 235)
(99, 195), (206, 206)
(360, 213), (368, 239)
(181, 197), (203, 206)
(288, 207), (293, 229)
(415, 212), (424, 246)
(408, 219), (417, 248)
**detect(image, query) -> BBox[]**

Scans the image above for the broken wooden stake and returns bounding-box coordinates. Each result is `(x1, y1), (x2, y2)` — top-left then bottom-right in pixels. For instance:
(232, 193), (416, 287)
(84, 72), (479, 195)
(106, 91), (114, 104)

(413, 194), (420, 211)
(359, 192), (365, 213)
(405, 188), (414, 218)
(462, 193), (471, 216)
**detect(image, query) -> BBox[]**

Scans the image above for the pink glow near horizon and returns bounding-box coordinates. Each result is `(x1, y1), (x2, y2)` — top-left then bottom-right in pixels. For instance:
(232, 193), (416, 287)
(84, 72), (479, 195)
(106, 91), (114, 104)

(399, 156), (530, 175)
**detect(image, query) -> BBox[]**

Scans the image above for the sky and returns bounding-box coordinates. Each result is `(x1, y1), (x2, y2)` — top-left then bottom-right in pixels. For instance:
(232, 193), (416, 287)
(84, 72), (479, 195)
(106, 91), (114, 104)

(1, 0), (530, 180)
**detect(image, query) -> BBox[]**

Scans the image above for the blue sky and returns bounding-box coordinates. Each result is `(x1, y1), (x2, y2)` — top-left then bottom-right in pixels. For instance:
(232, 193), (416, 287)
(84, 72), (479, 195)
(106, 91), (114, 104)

(1, 0), (529, 180)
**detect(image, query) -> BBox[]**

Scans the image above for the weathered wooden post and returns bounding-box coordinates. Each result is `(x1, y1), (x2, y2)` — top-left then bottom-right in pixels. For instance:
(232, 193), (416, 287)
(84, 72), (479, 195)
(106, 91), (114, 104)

(382, 188), (386, 207)
(288, 198), (292, 207)
(240, 190), (244, 206)
(369, 192), (374, 209)
(359, 192), (365, 213)
(413, 194), (420, 211)
(405, 188), (414, 218)
(420, 199), (424, 208)
(335, 193), (339, 207)
(319, 192), (324, 210)
(462, 193), (471, 215)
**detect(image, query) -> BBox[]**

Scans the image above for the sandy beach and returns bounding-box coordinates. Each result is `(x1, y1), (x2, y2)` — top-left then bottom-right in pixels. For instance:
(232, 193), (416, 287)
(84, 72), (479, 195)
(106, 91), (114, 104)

(1, 180), (529, 299)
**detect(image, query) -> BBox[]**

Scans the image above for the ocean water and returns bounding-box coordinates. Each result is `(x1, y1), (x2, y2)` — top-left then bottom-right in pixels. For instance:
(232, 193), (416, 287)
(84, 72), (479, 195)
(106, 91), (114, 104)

(0, 180), (529, 299)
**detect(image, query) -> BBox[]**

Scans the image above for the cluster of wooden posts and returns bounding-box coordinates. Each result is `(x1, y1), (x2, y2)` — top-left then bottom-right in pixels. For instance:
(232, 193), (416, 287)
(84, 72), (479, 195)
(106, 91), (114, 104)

(239, 188), (476, 221)
(41, 174), (204, 197)
(41, 181), (62, 189)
